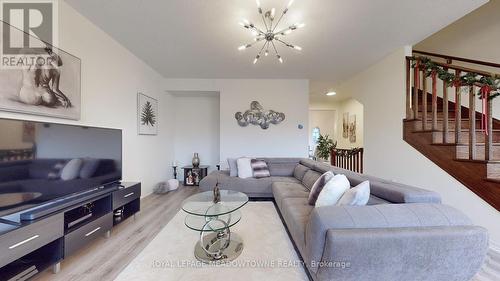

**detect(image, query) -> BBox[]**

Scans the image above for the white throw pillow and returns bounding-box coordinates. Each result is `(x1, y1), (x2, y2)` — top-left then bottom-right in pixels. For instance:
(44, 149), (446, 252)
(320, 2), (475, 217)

(236, 157), (253, 179)
(315, 174), (350, 207)
(337, 181), (371, 206)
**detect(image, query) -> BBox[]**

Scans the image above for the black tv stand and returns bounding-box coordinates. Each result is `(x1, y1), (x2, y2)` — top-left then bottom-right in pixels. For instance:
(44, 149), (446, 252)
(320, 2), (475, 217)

(0, 182), (141, 280)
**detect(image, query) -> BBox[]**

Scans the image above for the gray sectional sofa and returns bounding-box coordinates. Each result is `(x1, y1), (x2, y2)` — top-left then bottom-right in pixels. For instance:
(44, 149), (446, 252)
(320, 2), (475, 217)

(200, 158), (489, 281)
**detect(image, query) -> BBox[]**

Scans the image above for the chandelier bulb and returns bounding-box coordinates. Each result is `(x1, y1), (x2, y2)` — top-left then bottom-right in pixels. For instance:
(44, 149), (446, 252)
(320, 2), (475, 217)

(271, 8), (276, 19)
(256, 0), (261, 8)
(254, 55), (261, 64)
(287, 0), (294, 8)
(277, 55), (283, 63)
(265, 50), (269, 56)
(238, 44), (251, 51)
(293, 45), (302, 51)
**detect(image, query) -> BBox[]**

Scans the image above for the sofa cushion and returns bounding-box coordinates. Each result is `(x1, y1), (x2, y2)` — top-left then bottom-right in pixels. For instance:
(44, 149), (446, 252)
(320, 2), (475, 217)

(302, 170), (321, 190)
(367, 194), (390, 205)
(215, 175), (300, 197)
(267, 162), (296, 177)
(308, 171), (334, 205)
(314, 164), (442, 204)
(293, 164), (309, 181)
(299, 159), (317, 169)
(272, 182), (309, 210)
(281, 197), (314, 255)
(313, 162), (335, 174)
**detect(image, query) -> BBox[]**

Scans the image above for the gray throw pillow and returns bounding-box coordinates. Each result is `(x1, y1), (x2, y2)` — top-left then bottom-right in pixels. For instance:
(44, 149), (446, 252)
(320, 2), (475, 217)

(308, 171), (335, 205)
(60, 158), (83, 181)
(79, 158), (100, 179)
(293, 164), (309, 181)
(228, 158), (238, 177)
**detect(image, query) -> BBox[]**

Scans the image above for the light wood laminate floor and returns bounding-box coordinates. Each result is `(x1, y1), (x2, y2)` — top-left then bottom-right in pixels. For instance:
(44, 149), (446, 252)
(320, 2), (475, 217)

(34, 186), (199, 281)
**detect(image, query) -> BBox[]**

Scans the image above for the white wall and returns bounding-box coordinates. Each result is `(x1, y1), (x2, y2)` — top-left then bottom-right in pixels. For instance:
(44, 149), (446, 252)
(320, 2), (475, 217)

(0, 1), (173, 196)
(164, 79), (309, 167)
(172, 92), (220, 178)
(336, 47), (500, 247)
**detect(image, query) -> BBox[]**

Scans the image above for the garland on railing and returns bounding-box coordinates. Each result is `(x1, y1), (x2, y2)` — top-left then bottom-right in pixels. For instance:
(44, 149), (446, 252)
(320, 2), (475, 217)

(411, 56), (500, 99)
(332, 147), (363, 158)
(411, 56), (500, 134)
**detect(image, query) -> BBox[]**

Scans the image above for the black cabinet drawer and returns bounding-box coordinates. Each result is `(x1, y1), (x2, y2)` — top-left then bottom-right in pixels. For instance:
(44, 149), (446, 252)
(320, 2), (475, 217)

(64, 213), (112, 257)
(0, 213), (63, 268)
(113, 183), (141, 209)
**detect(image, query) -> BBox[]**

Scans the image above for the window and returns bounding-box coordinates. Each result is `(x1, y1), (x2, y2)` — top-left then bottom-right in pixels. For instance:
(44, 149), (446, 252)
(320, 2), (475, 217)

(312, 127), (321, 144)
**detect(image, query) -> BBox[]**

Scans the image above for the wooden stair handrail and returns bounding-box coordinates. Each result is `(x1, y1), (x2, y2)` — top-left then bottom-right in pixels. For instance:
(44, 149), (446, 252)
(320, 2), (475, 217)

(331, 148), (364, 173)
(406, 56), (500, 78)
(413, 50), (500, 69)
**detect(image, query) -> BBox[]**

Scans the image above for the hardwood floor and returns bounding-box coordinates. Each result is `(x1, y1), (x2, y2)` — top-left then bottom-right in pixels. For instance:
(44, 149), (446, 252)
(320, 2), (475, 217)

(33, 186), (199, 281)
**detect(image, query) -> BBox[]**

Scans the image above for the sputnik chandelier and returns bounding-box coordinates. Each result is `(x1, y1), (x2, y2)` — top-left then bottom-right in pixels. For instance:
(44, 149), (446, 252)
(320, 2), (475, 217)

(238, 0), (304, 64)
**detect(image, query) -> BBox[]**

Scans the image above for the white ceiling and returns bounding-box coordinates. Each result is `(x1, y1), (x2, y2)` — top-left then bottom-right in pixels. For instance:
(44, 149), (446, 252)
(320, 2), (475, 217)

(65, 0), (487, 100)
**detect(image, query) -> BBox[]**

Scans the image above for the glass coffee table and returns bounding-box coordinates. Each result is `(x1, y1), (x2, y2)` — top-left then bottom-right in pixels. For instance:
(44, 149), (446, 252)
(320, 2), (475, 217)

(182, 190), (249, 263)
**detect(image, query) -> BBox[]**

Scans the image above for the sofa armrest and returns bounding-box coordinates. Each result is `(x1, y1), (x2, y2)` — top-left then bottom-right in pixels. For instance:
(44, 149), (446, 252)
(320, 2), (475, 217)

(314, 226), (488, 281)
(305, 203), (478, 276)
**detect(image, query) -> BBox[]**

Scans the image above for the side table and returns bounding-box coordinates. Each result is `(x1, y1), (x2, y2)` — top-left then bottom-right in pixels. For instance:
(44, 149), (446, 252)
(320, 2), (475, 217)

(182, 165), (209, 186)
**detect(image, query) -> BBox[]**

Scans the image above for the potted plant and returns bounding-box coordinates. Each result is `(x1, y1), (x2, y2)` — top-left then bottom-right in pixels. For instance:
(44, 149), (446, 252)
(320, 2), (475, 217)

(315, 134), (337, 162)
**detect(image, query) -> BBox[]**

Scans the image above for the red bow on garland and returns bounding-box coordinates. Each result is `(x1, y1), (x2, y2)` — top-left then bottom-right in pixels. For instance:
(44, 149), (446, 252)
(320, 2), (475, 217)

(480, 85), (492, 135)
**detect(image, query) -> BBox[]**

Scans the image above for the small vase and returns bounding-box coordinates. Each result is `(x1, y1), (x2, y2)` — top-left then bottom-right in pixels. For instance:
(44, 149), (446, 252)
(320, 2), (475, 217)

(192, 153), (200, 167)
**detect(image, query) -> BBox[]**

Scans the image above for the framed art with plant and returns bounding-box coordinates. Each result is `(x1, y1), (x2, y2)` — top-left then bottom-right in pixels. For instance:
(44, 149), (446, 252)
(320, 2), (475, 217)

(137, 92), (158, 135)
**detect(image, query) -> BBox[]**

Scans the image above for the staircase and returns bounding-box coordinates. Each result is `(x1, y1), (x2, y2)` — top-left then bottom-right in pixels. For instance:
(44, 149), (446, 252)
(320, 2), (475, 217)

(403, 51), (500, 211)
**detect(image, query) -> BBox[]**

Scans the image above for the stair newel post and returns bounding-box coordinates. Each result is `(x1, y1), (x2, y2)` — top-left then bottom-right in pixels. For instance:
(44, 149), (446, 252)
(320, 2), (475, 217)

(413, 59), (420, 119)
(406, 58), (413, 119)
(469, 85), (477, 160)
(455, 70), (462, 144)
(422, 71), (428, 130)
(432, 71), (438, 131)
(443, 68), (449, 143)
(486, 92), (493, 161)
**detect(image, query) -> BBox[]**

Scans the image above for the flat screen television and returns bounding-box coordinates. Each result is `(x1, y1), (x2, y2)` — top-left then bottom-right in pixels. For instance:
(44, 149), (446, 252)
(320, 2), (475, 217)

(0, 118), (122, 219)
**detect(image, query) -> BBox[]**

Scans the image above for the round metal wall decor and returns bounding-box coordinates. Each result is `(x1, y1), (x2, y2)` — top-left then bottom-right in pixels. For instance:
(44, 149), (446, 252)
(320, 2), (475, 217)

(235, 101), (285, 130)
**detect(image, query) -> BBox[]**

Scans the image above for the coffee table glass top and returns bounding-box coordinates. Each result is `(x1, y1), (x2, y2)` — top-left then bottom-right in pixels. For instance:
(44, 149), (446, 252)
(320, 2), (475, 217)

(182, 190), (249, 217)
